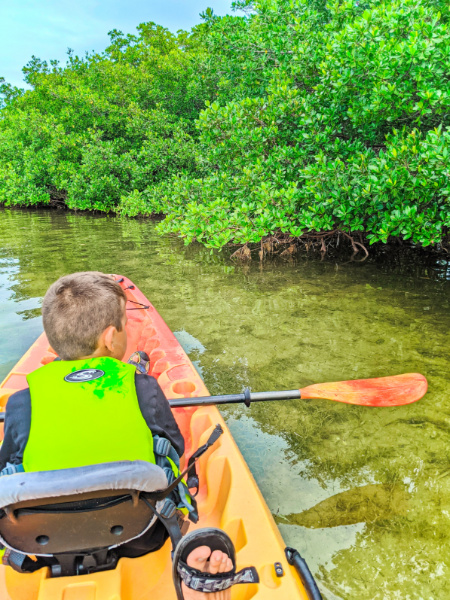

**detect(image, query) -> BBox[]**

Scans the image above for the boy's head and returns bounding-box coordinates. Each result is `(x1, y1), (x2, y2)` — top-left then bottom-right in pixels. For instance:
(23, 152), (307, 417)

(42, 272), (128, 361)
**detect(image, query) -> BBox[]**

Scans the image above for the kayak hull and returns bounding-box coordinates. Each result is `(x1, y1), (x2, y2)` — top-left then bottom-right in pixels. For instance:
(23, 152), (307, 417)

(0, 276), (309, 599)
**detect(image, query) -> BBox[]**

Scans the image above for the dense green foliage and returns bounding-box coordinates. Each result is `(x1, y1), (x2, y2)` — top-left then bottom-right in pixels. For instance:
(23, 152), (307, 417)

(0, 24), (207, 211)
(1, 0), (449, 252)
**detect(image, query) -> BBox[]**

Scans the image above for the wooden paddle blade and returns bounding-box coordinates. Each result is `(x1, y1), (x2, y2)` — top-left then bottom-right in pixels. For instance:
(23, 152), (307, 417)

(300, 373), (428, 407)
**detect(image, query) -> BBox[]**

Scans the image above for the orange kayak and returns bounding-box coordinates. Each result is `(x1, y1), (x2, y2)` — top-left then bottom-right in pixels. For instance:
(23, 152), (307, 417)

(0, 276), (311, 600)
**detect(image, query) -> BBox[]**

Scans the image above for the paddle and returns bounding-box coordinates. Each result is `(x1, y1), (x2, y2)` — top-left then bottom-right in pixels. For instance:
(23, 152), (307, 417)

(0, 373), (425, 423)
(169, 373), (427, 408)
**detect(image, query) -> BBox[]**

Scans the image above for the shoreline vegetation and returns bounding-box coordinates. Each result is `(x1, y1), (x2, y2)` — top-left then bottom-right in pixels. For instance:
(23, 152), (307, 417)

(0, 0), (449, 259)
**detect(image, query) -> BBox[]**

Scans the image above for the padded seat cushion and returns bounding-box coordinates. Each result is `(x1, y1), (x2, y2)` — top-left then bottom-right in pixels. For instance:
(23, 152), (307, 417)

(0, 460), (168, 508)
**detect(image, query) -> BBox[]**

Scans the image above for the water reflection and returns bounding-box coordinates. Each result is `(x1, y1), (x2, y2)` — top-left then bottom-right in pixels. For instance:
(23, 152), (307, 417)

(0, 208), (449, 599)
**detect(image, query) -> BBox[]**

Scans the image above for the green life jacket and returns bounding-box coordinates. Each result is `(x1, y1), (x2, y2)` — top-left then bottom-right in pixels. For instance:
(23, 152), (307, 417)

(24, 357), (155, 472)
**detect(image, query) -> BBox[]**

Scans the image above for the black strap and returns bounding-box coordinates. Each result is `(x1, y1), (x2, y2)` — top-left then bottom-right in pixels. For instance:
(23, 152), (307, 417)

(150, 424), (224, 502)
(188, 424), (224, 464)
(186, 424), (224, 495)
(126, 299), (150, 310)
(177, 561), (259, 592)
(2, 549), (43, 573)
(142, 497), (183, 551)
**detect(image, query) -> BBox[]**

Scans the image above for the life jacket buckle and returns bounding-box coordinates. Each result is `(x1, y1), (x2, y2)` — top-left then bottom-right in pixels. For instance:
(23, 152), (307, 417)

(160, 499), (177, 519)
(163, 467), (175, 485)
(154, 437), (171, 458)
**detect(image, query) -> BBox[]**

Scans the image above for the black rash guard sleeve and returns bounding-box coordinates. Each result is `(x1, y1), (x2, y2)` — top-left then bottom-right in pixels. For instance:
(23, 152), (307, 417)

(0, 388), (31, 471)
(134, 374), (185, 457)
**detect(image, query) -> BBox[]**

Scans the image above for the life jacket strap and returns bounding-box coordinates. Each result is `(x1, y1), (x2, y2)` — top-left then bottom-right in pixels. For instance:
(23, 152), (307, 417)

(0, 463), (25, 477)
(153, 435), (181, 470)
(153, 435), (194, 516)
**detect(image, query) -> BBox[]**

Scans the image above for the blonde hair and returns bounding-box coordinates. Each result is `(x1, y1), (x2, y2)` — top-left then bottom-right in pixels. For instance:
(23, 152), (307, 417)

(42, 272), (126, 360)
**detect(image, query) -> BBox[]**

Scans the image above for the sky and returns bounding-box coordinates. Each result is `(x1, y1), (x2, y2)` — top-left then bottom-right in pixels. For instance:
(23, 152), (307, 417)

(0, 0), (236, 88)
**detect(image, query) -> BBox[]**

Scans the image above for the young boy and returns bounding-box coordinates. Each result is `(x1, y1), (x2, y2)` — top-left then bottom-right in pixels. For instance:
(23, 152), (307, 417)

(0, 271), (255, 599)
(0, 271), (185, 556)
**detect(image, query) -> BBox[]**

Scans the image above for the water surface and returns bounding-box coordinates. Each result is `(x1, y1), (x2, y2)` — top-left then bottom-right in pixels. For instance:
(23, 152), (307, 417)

(0, 209), (449, 599)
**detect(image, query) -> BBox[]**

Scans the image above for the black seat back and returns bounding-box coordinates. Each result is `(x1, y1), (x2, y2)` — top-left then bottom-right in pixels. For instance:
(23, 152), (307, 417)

(0, 489), (155, 555)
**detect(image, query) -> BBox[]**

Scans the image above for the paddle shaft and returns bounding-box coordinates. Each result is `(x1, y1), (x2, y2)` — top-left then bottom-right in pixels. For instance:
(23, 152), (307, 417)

(170, 389), (301, 408)
(0, 389), (301, 422)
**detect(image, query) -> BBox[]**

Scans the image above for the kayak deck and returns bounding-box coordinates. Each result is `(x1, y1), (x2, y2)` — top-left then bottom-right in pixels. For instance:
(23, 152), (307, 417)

(0, 276), (309, 600)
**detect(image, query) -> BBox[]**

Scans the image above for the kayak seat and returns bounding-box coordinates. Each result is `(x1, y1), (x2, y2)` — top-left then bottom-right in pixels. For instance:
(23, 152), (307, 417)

(0, 460), (170, 576)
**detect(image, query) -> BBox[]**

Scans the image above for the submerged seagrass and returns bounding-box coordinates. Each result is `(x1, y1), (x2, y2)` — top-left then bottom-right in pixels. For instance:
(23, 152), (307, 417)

(275, 484), (409, 529)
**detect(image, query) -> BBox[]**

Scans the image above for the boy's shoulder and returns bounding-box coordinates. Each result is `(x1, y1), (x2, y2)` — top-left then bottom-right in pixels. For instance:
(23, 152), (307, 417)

(134, 372), (159, 388)
(134, 372), (165, 404)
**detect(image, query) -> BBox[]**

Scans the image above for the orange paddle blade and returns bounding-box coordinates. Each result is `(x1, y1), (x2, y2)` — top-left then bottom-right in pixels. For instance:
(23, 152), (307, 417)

(300, 373), (428, 407)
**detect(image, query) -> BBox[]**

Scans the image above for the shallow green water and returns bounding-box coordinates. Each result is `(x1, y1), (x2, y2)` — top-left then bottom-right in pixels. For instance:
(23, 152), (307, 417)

(0, 208), (449, 599)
